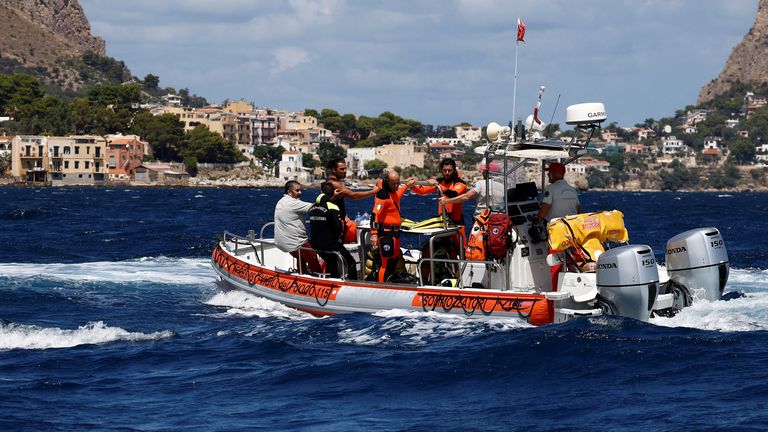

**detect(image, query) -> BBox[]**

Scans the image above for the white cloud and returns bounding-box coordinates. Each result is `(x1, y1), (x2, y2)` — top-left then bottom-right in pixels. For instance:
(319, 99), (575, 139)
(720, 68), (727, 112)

(79, 0), (760, 126)
(271, 47), (311, 75)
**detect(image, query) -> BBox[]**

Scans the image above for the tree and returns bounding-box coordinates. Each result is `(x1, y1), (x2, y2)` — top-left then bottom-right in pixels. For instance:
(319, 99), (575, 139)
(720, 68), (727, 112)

(0, 152), (10, 175)
(130, 112), (186, 161)
(302, 153), (320, 169)
(253, 145), (284, 170)
(317, 141), (346, 167)
(728, 139), (756, 165)
(0, 73), (46, 117)
(184, 155), (198, 177)
(182, 125), (246, 163)
(364, 159), (388, 171)
(143, 74), (160, 92)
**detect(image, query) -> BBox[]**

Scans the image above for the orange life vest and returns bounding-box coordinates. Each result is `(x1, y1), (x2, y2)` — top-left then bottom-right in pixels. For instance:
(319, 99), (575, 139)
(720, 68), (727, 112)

(465, 209), (489, 261)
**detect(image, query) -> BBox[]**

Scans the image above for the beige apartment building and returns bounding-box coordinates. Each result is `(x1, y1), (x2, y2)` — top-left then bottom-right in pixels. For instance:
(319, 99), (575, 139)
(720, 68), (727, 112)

(47, 135), (107, 185)
(375, 143), (426, 169)
(11, 135), (49, 182)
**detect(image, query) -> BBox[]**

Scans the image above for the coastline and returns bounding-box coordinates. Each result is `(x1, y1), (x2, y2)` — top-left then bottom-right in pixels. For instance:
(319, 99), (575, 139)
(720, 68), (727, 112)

(1, 176), (765, 192)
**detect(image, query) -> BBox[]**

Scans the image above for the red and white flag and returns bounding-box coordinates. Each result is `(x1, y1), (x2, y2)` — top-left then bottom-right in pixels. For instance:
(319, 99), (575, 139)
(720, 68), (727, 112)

(517, 17), (526, 42)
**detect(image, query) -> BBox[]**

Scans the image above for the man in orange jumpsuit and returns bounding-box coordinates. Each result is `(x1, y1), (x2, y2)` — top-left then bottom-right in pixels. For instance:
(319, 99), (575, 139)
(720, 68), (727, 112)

(370, 170), (415, 282)
(411, 158), (469, 233)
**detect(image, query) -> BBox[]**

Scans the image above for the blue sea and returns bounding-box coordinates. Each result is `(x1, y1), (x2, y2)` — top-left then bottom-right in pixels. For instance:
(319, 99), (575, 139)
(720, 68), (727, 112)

(1, 186), (767, 431)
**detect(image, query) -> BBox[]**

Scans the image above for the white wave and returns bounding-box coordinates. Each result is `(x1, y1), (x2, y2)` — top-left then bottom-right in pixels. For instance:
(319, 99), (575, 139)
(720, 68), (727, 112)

(337, 308), (531, 346)
(0, 321), (174, 350)
(649, 267), (768, 331)
(728, 267), (768, 287)
(204, 290), (317, 320)
(0, 257), (216, 285)
(651, 291), (768, 332)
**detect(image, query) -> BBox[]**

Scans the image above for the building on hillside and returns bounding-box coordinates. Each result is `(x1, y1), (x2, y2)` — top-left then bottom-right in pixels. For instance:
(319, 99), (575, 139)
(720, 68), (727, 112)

(625, 143), (653, 155)
(11, 135), (49, 182)
(661, 136), (689, 155)
(426, 137), (463, 146)
(703, 136), (723, 151)
(278, 150), (313, 183)
(46, 135), (107, 186)
(282, 112), (318, 131)
(454, 125), (481, 143)
(106, 136), (146, 181)
(601, 130), (619, 142)
(253, 115), (278, 146)
(374, 143), (426, 169)
(755, 143), (768, 164)
(346, 147), (376, 178)
(222, 113), (255, 158)
(635, 128), (655, 141)
(685, 109), (708, 126)
(162, 94), (182, 106)
(0, 136), (10, 153)
(725, 118), (740, 128)
(223, 100), (255, 114)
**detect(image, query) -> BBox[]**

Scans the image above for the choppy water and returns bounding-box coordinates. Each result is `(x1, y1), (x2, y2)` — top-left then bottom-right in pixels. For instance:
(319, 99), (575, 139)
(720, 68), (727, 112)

(1, 187), (766, 431)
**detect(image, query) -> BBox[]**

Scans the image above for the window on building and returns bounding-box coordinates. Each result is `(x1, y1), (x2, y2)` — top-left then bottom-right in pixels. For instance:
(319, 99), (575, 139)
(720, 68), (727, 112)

(109, 156), (116, 168)
(85, 161), (90, 169)
(64, 161), (69, 169)
(64, 147), (71, 154)
(95, 147), (101, 157)
(87, 146), (91, 155)
(75, 146), (80, 155)
(75, 161), (79, 169)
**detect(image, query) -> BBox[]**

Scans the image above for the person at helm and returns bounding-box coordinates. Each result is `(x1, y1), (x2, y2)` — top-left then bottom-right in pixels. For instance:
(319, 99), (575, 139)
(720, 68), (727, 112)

(370, 169), (415, 282)
(439, 161), (505, 217)
(534, 162), (580, 222)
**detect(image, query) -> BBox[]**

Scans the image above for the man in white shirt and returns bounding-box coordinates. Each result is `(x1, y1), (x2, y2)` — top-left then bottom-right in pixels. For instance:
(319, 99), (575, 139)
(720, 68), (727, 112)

(535, 162), (580, 222)
(274, 180), (323, 274)
(439, 162), (506, 217)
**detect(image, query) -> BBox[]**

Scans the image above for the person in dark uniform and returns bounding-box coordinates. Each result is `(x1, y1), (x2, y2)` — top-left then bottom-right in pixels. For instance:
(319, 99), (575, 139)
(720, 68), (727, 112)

(309, 181), (358, 279)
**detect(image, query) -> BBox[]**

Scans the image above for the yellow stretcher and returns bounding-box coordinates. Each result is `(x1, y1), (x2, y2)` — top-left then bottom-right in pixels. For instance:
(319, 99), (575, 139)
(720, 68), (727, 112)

(547, 210), (629, 261)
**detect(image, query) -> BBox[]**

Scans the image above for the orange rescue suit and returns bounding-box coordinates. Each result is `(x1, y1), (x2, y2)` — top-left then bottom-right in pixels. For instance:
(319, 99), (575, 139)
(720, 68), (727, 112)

(372, 180), (408, 282)
(412, 177), (469, 226)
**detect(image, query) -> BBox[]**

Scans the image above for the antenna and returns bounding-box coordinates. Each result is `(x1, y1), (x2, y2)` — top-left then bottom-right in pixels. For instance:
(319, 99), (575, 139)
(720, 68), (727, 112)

(548, 93), (561, 126)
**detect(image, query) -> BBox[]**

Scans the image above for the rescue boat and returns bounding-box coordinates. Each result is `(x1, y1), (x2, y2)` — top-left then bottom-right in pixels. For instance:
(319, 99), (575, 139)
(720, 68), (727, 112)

(211, 101), (730, 325)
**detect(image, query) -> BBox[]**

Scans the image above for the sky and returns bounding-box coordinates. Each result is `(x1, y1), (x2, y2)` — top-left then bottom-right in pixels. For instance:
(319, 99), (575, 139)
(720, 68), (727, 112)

(79, 0), (759, 129)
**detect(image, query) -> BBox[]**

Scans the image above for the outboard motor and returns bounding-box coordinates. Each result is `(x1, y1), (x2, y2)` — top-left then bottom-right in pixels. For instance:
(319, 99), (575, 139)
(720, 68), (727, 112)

(665, 228), (729, 302)
(596, 245), (659, 322)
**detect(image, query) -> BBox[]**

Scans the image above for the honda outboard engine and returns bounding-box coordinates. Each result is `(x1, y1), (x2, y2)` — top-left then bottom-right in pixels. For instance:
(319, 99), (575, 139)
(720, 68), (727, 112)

(665, 227), (729, 302)
(596, 245), (659, 322)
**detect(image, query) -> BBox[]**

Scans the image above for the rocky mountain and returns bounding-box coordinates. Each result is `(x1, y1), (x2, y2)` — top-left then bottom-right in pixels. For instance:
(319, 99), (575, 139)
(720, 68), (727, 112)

(698, 0), (768, 104)
(0, 0), (129, 96)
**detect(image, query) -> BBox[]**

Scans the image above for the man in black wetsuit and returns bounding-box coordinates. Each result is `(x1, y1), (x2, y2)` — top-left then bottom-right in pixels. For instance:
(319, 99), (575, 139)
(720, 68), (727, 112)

(309, 181), (358, 279)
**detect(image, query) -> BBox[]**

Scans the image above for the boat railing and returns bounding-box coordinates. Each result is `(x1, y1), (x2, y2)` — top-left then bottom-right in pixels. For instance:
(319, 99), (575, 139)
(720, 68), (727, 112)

(427, 229), (465, 283)
(222, 229), (349, 280)
(294, 245), (349, 281)
(417, 257), (507, 291)
(222, 230), (264, 265)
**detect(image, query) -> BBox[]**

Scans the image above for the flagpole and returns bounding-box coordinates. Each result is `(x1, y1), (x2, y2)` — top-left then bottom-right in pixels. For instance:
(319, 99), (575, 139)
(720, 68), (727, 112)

(512, 29), (519, 144)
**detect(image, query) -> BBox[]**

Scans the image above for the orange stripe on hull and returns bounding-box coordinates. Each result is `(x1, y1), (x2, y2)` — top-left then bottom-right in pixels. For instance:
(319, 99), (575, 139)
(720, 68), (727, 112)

(212, 246), (340, 303)
(411, 288), (553, 325)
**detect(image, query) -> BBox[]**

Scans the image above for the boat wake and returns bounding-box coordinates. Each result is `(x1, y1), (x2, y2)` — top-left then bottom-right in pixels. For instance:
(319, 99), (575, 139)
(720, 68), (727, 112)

(204, 290), (318, 320)
(339, 309), (532, 346)
(0, 320), (175, 350)
(0, 257), (215, 285)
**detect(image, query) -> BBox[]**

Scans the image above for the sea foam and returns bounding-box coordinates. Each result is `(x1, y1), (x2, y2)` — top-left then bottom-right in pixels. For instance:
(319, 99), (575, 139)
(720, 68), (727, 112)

(0, 320), (175, 350)
(0, 257), (215, 285)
